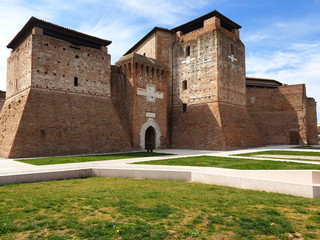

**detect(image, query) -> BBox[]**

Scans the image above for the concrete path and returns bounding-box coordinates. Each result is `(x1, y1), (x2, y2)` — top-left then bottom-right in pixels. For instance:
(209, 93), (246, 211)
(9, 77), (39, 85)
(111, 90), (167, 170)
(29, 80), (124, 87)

(1, 145), (319, 175)
(0, 145), (320, 198)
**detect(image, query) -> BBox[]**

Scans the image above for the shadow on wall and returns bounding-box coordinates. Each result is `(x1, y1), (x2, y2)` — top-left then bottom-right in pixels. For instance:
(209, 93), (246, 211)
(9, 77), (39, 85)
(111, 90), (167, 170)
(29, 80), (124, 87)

(171, 100), (264, 150)
(246, 87), (302, 145)
(111, 65), (133, 146)
(0, 87), (133, 158)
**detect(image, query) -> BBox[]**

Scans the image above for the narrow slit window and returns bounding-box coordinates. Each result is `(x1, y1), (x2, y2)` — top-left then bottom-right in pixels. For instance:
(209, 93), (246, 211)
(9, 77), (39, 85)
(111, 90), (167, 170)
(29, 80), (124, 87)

(186, 46), (191, 56)
(183, 103), (187, 113)
(231, 44), (234, 55)
(182, 80), (187, 90)
(74, 77), (78, 86)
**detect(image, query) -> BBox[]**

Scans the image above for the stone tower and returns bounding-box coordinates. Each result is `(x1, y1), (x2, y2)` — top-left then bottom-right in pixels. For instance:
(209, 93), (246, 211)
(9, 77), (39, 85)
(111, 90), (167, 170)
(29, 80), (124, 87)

(170, 11), (263, 149)
(112, 53), (170, 150)
(0, 17), (131, 157)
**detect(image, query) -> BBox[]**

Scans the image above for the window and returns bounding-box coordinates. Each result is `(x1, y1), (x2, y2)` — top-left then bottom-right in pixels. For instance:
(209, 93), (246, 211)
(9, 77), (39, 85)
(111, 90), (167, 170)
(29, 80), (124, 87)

(182, 80), (187, 90)
(74, 77), (78, 86)
(128, 62), (131, 76)
(231, 44), (234, 55)
(186, 46), (191, 56)
(75, 55), (79, 59)
(183, 103), (187, 113)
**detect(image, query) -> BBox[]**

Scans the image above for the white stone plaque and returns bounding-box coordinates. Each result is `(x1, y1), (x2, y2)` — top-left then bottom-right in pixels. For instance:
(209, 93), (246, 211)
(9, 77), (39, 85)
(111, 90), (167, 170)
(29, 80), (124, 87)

(155, 92), (164, 99)
(137, 88), (147, 96)
(146, 85), (155, 102)
(146, 112), (156, 118)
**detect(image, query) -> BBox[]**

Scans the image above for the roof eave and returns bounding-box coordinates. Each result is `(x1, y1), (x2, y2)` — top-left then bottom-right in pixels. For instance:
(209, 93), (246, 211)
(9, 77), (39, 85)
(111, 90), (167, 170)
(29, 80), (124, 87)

(171, 10), (241, 32)
(7, 17), (112, 50)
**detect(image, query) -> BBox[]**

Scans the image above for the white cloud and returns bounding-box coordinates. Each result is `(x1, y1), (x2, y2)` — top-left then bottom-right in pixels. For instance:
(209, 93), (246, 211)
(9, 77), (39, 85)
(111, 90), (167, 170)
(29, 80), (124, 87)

(116, 0), (210, 26)
(243, 32), (270, 42)
(246, 42), (320, 120)
(78, 15), (146, 63)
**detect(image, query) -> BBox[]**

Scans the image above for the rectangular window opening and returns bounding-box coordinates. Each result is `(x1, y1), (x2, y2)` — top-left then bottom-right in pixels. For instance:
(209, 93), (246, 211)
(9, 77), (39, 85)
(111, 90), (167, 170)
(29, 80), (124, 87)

(183, 103), (187, 113)
(74, 77), (78, 86)
(182, 80), (187, 90)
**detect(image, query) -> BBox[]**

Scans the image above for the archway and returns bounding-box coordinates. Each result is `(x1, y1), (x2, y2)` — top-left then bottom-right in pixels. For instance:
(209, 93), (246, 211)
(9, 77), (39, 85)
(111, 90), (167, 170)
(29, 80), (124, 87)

(139, 118), (161, 150)
(145, 126), (155, 152)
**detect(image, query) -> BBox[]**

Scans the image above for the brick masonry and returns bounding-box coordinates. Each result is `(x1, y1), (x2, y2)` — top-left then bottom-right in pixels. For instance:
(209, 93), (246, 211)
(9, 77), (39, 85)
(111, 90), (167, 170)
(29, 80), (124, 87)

(0, 11), (317, 157)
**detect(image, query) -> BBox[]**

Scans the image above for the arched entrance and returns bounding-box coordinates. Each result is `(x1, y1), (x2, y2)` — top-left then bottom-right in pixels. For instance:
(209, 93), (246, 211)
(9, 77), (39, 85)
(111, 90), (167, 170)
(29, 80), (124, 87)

(145, 126), (155, 152)
(139, 118), (161, 150)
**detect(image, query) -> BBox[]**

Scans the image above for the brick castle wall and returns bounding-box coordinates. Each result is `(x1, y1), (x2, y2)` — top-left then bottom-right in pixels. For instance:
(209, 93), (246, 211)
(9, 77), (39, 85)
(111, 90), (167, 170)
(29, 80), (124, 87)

(0, 26), (132, 158)
(246, 85), (317, 145)
(116, 54), (170, 149)
(306, 98), (318, 144)
(0, 88), (131, 158)
(6, 35), (32, 98)
(31, 30), (111, 96)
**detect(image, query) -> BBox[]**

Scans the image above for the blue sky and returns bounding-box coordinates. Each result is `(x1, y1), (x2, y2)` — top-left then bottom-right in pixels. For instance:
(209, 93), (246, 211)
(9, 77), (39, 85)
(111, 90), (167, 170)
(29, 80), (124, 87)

(0, 0), (319, 121)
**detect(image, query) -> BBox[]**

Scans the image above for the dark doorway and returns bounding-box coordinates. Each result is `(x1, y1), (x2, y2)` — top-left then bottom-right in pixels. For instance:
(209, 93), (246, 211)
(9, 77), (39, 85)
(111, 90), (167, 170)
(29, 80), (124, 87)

(290, 131), (299, 145)
(145, 126), (155, 152)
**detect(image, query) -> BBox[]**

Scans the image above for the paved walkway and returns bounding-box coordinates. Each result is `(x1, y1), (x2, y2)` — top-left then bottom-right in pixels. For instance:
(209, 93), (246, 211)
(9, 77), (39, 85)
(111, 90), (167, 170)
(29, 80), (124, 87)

(0, 145), (319, 198)
(0, 145), (319, 175)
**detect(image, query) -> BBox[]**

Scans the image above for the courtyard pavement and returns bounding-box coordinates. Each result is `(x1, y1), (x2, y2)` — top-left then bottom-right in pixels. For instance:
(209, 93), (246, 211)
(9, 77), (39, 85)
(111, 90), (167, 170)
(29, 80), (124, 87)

(1, 145), (320, 198)
(0, 145), (319, 176)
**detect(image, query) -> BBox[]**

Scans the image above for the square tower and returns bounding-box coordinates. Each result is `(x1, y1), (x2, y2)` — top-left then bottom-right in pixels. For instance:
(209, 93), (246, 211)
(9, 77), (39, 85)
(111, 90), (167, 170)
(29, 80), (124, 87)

(170, 11), (263, 149)
(0, 17), (132, 158)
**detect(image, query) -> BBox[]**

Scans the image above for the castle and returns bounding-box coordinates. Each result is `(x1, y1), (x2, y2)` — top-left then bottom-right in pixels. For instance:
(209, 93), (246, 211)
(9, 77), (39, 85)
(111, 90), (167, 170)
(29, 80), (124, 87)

(0, 10), (317, 158)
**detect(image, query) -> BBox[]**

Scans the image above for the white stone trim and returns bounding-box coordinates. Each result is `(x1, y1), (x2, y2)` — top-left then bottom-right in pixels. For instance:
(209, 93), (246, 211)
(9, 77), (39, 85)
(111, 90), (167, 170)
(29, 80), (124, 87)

(146, 112), (156, 118)
(139, 118), (161, 149)
(137, 88), (147, 96)
(228, 54), (237, 62)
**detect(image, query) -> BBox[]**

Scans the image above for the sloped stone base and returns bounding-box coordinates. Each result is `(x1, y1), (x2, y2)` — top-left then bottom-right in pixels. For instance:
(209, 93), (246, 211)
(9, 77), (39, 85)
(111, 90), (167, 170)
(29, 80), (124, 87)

(0, 88), (132, 158)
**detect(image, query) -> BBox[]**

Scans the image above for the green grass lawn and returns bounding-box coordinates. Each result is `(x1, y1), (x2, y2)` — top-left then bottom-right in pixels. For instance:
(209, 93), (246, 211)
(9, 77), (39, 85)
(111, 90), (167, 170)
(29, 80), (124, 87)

(293, 146), (320, 150)
(235, 150), (320, 157)
(234, 150), (320, 162)
(1, 177), (320, 240)
(16, 152), (171, 165)
(132, 155), (320, 170)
